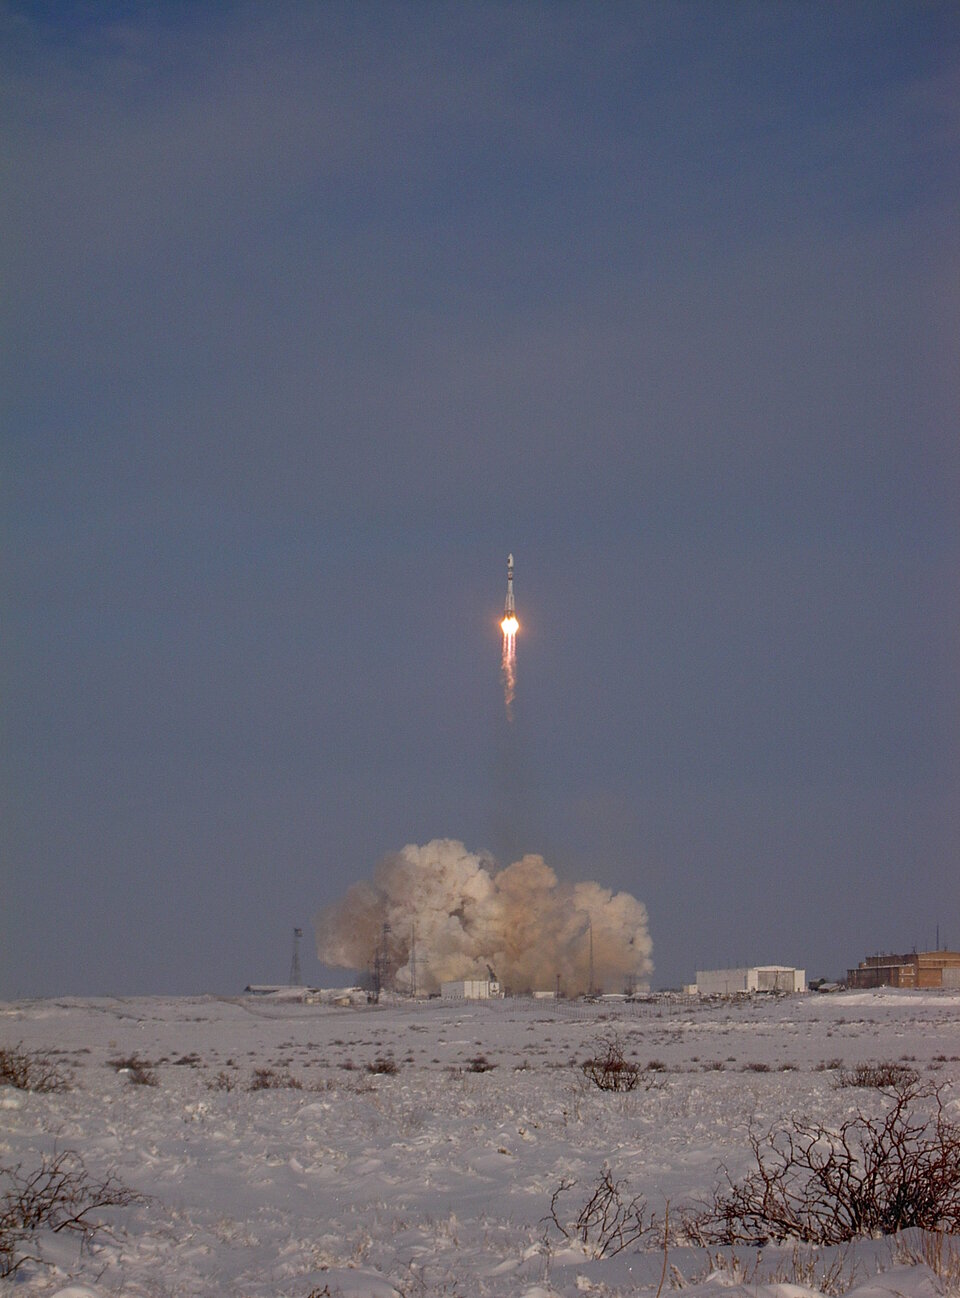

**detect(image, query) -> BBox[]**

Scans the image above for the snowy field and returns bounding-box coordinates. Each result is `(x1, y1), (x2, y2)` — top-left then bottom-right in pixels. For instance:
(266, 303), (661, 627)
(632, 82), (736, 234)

(2, 989), (959, 1298)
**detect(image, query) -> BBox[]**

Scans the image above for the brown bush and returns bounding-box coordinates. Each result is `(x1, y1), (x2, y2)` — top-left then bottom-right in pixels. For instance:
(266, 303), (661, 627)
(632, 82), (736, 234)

(836, 1061), (919, 1090)
(465, 1055), (496, 1073)
(0, 1044), (70, 1093)
(107, 1054), (159, 1086)
(692, 1079), (960, 1244)
(249, 1068), (302, 1091)
(366, 1055), (399, 1075)
(545, 1165), (660, 1257)
(0, 1150), (141, 1277)
(581, 1035), (643, 1092)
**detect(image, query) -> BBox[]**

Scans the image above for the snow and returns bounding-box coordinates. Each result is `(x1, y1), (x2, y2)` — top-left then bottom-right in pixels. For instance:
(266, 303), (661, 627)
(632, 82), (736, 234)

(1, 989), (958, 1296)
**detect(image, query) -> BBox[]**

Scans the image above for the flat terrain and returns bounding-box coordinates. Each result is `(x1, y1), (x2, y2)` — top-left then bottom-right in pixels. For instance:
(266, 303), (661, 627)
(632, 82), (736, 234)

(2, 989), (959, 1297)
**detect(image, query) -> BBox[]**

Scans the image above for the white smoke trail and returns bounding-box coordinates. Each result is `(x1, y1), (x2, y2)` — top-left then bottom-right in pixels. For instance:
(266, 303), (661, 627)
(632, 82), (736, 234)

(314, 839), (653, 995)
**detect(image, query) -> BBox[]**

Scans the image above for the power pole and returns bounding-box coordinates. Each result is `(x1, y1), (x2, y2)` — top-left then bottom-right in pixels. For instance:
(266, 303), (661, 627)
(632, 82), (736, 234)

(289, 928), (303, 986)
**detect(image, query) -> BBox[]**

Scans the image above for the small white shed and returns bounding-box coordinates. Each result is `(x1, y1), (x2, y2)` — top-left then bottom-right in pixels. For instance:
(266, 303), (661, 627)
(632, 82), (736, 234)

(440, 978), (501, 999)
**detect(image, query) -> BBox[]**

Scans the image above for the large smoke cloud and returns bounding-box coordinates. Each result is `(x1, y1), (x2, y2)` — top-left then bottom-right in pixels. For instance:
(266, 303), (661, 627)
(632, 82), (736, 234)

(314, 839), (653, 994)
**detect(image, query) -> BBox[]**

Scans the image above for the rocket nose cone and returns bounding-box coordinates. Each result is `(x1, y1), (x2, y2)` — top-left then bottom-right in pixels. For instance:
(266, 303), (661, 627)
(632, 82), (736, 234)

(508, 553), (513, 566)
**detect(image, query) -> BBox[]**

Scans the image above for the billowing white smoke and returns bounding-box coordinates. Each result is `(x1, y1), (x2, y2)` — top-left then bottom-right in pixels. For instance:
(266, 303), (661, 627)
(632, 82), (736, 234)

(314, 839), (653, 995)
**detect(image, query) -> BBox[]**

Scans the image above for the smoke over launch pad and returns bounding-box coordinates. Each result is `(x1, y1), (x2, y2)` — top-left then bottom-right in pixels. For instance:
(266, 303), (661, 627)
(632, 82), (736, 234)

(314, 839), (653, 996)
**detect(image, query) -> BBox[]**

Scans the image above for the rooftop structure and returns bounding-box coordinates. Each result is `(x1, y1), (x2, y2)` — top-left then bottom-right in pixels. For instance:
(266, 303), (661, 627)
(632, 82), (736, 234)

(846, 950), (960, 990)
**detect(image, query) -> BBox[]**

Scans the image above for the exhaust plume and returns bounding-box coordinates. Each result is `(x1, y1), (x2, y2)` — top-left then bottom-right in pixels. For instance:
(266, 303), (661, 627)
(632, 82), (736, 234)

(314, 839), (653, 995)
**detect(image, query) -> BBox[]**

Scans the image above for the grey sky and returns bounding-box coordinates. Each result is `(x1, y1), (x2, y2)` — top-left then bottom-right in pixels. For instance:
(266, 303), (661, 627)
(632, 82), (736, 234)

(3, 1), (958, 995)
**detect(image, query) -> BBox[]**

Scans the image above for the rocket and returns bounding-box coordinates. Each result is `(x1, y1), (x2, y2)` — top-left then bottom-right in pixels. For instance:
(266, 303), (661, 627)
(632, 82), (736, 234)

(504, 553), (515, 617)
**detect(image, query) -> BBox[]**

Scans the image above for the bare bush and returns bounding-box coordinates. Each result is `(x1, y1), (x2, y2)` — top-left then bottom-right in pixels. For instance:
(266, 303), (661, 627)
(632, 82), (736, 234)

(0, 1044), (70, 1093)
(465, 1055), (496, 1073)
(836, 1061), (919, 1090)
(249, 1067), (302, 1091)
(366, 1055), (399, 1075)
(695, 1080), (960, 1244)
(581, 1035), (644, 1092)
(0, 1150), (142, 1277)
(107, 1054), (158, 1087)
(545, 1165), (661, 1257)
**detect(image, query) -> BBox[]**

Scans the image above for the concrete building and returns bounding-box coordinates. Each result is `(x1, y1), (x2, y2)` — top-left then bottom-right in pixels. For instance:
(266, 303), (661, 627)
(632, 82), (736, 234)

(846, 951), (960, 990)
(695, 966), (806, 996)
(440, 978), (501, 999)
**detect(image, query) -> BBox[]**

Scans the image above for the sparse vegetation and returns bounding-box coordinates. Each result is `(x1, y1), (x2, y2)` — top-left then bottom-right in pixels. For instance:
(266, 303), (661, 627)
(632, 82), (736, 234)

(107, 1054), (158, 1087)
(836, 1061), (919, 1089)
(0, 1044), (70, 1093)
(249, 1067), (302, 1091)
(894, 1228), (960, 1290)
(366, 1055), (399, 1075)
(690, 1079), (960, 1244)
(581, 1035), (644, 1092)
(0, 1150), (141, 1277)
(465, 1055), (496, 1073)
(696, 1243), (860, 1296)
(545, 1165), (661, 1257)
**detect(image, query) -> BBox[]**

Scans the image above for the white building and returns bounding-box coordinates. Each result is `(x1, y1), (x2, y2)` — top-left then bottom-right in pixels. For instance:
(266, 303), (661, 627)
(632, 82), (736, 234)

(695, 966), (806, 996)
(440, 978), (501, 1000)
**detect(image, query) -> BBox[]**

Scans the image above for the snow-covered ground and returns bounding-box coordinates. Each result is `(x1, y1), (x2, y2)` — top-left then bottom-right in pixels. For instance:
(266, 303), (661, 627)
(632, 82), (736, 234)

(1, 989), (959, 1297)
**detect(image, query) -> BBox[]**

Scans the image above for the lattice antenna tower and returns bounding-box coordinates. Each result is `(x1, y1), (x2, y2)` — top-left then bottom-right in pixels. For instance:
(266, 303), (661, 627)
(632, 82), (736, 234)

(289, 927), (303, 986)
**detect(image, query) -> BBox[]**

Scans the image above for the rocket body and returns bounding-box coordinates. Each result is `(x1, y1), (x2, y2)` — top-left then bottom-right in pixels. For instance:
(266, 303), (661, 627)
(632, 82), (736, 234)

(504, 553), (515, 617)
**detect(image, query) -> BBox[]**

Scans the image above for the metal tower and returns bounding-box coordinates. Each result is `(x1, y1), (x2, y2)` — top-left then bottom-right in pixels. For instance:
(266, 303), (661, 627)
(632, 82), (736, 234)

(289, 927), (303, 986)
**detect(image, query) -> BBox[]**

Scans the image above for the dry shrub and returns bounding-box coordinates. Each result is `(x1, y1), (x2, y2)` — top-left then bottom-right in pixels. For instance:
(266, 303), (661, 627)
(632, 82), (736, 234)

(692, 1079), (960, 1244)
(0, 1150), (141, 1277)
(366, 1055), (399, 1075)
(545, 1165), (661, 1257)
(465, 1055), (496, 1073)
(0, 1044), (70, 1093)
(582, 1035), (643, 1092)
(249, 1067), (302, 1091)
(836, 1061), (919, 1090)
(107, 1054), (158, 1086)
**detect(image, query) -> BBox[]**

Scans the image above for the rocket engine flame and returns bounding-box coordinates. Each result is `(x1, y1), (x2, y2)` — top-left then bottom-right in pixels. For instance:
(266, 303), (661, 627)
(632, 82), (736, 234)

(500, 614), (518, 719)
(501, 553), (518, 719)
(314, 838), (653, 996)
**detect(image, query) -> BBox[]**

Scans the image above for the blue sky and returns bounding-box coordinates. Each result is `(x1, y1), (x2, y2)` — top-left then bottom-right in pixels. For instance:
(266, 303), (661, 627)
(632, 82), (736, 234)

(3, 1), (958, 994)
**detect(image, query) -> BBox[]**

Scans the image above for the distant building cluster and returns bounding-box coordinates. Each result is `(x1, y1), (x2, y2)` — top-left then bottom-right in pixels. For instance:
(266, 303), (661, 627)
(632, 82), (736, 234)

(846, 950), (960, 990)
(252, 938), (960, 1002)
